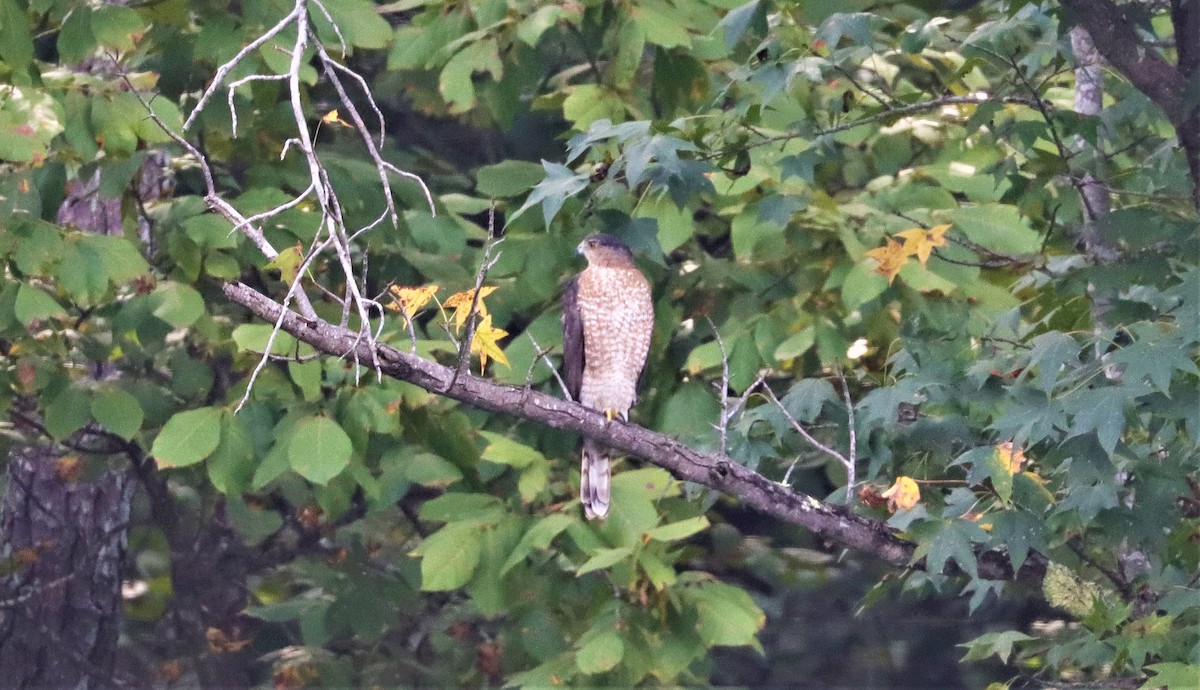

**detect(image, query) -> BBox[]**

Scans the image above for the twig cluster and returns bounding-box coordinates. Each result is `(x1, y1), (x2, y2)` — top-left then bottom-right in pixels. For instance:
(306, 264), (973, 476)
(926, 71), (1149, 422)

(123, 0), (437, 412)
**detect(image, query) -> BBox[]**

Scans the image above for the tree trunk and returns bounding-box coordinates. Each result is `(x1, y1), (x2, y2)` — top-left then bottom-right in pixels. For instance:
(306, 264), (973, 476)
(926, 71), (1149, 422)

(0, 445), (135, 688)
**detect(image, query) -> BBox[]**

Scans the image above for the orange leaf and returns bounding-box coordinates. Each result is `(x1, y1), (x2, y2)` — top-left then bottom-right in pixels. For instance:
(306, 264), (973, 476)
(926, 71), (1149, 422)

(865, 237), (907, 284)
(880, 476), (921, 512)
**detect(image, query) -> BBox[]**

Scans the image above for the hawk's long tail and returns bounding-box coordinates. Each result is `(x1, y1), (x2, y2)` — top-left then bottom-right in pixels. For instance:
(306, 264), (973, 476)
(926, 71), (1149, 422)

(581, 439), (610, 520)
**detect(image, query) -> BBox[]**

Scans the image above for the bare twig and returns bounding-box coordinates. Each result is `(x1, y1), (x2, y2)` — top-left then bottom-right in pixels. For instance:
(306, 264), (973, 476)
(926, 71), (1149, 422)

(763, 383), (853, 497)
(836, 365), (857, 502)
(449, 205), (504, 389)
(527, 333), (572, 401)
(707, 318), (733, 456)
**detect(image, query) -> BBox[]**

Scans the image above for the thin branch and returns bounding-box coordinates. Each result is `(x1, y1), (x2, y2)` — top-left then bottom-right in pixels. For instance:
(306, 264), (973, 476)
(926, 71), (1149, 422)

(762, 384), (853, 491)
(526, 333), (572, 401)
(707, 317), (733, 456)
(736, 95), (1041, 153)
(837, 366), (857, 503)
(449, 206), (503, 389)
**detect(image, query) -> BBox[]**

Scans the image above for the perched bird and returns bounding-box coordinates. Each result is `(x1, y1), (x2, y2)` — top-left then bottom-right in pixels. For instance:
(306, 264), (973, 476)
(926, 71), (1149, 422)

(562, 234), (654, 520)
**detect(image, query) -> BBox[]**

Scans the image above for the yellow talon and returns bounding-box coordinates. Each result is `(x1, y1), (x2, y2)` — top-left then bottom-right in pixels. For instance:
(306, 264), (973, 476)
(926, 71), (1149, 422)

(604, 409), (618, 423)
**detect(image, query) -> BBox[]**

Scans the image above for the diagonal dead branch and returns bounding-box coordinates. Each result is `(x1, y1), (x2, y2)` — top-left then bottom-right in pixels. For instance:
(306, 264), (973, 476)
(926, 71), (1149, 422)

(222, 279), (1045, 585)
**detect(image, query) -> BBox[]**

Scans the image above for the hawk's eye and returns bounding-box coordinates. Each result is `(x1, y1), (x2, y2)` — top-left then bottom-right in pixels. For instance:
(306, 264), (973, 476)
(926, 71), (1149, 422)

(586, 239), (597, 247)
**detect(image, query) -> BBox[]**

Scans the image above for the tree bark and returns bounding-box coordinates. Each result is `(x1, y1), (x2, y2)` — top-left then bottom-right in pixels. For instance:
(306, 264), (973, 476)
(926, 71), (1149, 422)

(0, 445), (136, 689)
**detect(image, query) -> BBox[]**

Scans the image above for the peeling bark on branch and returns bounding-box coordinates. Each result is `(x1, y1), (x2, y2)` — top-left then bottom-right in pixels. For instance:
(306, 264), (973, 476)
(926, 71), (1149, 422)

(221, 281), (1043, 584)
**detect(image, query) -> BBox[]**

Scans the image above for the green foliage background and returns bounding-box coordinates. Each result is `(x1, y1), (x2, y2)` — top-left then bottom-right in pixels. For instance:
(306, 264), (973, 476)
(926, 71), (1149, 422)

(1, 0), (1198, 686)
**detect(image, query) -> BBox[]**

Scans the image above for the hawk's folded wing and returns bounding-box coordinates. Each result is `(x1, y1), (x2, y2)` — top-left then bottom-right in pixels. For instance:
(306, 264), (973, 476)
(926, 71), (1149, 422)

(561, 275), (584, 402)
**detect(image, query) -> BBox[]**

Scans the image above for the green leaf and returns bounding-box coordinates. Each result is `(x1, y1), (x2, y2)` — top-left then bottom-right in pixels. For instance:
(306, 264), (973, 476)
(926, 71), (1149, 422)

(516, 5), (565, 46)
(917, 519), (988, 578)
(576, 547), (633, 576)
(58, 239), (107, 303)
(635, 194), (693, 253)
(774, 326), (816, 361)
(841, 260), (889, 310)
(646, 516), (709, 542)
(152, 407), (223, 468)
(951, 205), (1040, 255)
(575, 629), (624, 674)
(561, 84), (627, 130)
(1021, 331), (1079, 392)
(439, 39), (502, 113)
(207, 414), (255, 495)
(80, 235), (149, 283)
(418, 493), (505, 524)
(717, 0), (762, 50)
(56, 7), (94, 64)
(475, 160), (546, 198)
(638, 551), (677, 589)
(0, 0), (33, 71)
(316, 0), (393, 50)
(14, 284), (66, 325)
(183, 214), (237, 249)
(632, 1), (691, 48)
(287, 416), (352, 484)
(402, 452), (463, 488)
(479, 431), (544, 468)
(91, 387), (143, 441)
(508, 161), (588, 228)
(682, 579), (765, 650)
(1140, 663), (1200, 690)
(0, 87), (65, 163)
(500, 513), (575, 574)
(410, 521), (483, 591)
(231, 323), (311, 357)
(90, 5), (145, 52)
(150, 282), (205, 328)
(781, 378), (837, 423)
(959, 630), (1035, 663)
(1066, 387), (1138, 456)
(44, 388), (92, 440)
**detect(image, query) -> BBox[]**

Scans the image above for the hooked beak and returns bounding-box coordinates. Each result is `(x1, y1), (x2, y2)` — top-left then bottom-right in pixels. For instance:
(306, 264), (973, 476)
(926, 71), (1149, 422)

(575, 242), (585, 256)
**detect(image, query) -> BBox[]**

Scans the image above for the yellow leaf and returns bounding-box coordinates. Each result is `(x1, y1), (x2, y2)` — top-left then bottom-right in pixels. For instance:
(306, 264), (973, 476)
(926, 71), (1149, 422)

(387, 284), (440, 320)
(443, 286), (498, 331)
(265, 243), (304, 284)
(865, 237), (907, 284)
(880, 476), (920, 512)
(995, 441), (1027, 475)
(470, 314), (510, 372)
(322, 109), (351, 127)
(895, 224), (950, 266)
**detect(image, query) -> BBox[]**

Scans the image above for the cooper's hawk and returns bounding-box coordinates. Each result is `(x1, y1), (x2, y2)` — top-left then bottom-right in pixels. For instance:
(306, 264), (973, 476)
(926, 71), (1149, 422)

(562, 234), (654, 520)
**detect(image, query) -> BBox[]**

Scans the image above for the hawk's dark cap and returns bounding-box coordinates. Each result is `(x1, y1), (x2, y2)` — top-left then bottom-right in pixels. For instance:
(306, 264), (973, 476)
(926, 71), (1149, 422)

(579, 233), (634, 257)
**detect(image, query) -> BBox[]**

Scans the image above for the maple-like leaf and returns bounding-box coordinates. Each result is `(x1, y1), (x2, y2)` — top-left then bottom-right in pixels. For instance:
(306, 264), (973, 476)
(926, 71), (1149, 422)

(265, 243), (304, 284)
(896, 224), (950, 266)
(443, 286), (498, 330)
(881, 476), (920, 512)
(470, 314), (509, 372)
(387, 285), (440, 320)
(321, 109), (352, 128)
(995, 441), (1027, 475)
(866, 237), (907, 284)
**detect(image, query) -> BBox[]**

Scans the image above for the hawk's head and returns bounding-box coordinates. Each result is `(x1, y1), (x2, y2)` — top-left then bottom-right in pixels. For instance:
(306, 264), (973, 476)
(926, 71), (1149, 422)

(577, 233), (635, 267)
